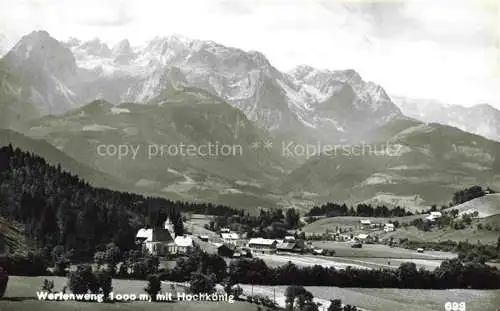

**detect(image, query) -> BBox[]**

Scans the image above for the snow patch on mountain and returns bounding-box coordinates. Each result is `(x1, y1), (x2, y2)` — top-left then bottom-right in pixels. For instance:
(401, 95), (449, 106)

(83, 124), (117, 131)
(461, 162), (489, 171)
(110, 107), (130, 115)
(388, 164), (432, 170)
(362, 173), (395, 185)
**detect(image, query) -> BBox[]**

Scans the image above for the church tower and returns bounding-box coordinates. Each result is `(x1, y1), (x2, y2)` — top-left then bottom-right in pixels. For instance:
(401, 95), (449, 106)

(164, 217), (175, 239)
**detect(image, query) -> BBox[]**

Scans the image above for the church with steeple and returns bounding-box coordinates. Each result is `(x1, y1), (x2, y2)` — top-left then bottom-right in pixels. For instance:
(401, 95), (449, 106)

(135, 217), (176, 256)
(135, 216), (193, 256)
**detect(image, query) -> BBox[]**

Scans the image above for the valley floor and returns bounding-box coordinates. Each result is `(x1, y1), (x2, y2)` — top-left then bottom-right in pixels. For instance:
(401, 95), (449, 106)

(252, 252), (447, 271)
(187, 215), (460, 271)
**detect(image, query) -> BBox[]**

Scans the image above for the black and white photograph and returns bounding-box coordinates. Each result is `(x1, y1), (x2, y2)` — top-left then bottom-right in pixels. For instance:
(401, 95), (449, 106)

(0, 0), (499, 310)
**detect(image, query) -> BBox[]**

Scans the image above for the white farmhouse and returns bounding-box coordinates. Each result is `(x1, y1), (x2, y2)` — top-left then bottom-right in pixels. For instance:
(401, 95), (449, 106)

(360, 219), (371, 225)
(221, 232), (241, 245)
(430, 211), (442, 218)
(384, 223), (395, 232)
(426, 211), (443, 222)
(174, 235), (194, 254)
(357, 233), (369, 241)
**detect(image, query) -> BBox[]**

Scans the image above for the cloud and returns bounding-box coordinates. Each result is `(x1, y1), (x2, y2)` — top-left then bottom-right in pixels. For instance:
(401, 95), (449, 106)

(362, 39), (499, 106)
(218, 0), (255, 15)
(79, 1), (133, 27)
(402, 0), (497, 48)
(338, 0), (496, 48)
(339, 1), (417, 38)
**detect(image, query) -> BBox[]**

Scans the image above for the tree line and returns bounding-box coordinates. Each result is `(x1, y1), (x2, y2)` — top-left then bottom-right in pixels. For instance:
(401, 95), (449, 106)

(284, 286), (359, 311)
(151, 248), (500, 290)
(307, 185), (496, 219)
(224, 257), (500, 289)
(452, 185), (494, 206)
(306, 202), (413, 218)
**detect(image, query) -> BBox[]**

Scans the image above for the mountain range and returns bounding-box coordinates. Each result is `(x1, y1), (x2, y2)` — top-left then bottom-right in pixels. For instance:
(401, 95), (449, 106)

(1, 30), (404, 143)
(279, 118), (500, 209)
(1, 30), (500, 211)
(393, 96), (500, 142)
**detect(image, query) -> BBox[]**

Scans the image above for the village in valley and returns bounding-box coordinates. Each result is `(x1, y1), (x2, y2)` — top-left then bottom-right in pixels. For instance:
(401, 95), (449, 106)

(135, 208), (455, 272)
(109, 196), (500, 310)
(2, 170), (499, 311)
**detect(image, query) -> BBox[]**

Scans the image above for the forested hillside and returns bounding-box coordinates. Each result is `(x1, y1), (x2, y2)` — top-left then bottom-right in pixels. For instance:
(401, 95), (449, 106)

(0, 144), (241, 260)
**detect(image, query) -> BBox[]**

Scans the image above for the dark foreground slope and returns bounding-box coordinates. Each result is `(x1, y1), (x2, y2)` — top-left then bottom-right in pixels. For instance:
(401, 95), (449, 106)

(0, 145), (239, 258)
(0, 129), (125, 191)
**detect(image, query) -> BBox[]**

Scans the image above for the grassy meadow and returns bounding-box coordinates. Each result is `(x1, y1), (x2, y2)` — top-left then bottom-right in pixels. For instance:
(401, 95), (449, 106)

(0, 276), (256, 311)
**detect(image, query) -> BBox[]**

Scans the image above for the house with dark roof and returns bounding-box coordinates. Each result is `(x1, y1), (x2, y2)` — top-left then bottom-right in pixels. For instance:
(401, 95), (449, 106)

(247, 238), (278, 254)
(276, 240), (305, 254)
(217, 243), (236, 258)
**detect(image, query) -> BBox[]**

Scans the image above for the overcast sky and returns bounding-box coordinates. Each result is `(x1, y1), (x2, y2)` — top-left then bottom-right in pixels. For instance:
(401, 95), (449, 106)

(0, 0), (499, 108)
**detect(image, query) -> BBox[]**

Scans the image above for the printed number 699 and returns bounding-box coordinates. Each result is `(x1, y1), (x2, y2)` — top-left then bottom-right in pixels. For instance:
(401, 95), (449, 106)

(445, 302), (466, 311)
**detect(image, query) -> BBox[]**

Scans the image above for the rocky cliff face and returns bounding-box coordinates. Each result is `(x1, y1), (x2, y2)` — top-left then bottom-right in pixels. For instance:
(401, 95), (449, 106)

(2, 31), (79, 114)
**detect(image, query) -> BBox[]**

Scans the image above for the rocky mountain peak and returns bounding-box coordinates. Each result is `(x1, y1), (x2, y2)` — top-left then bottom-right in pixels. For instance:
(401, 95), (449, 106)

(288, 65), (317, 80)
(65, 37), (81, 48)
(80, 38), (112, 57)
(330, 69), (363, 85)
(112, 39), (132, 55)
(111, 39), (134, 64)
(5, 30), (77, 79)
(247, 50), (271, 68)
